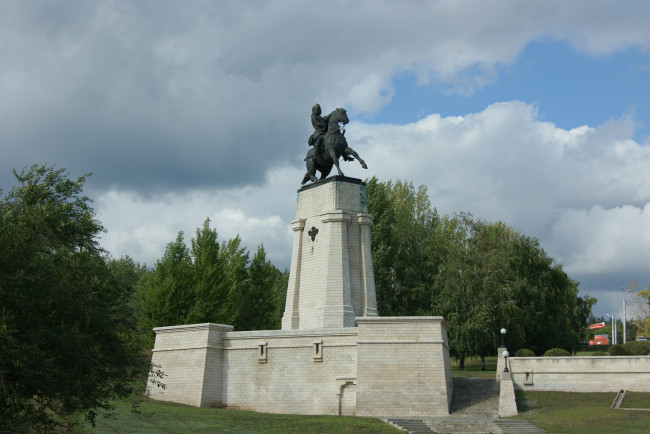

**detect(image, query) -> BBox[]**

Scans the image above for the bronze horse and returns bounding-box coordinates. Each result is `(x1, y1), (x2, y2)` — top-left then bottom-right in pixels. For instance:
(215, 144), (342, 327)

(301, 108), (367, 185)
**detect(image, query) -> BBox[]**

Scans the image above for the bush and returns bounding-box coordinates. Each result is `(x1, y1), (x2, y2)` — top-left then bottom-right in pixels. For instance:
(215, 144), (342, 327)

(543, 348), (571, 357)
(622, 341), (650, 355)
(515, 349), (535, 357)
(608, 345), (627, 356)
(591, 351), (608, 356)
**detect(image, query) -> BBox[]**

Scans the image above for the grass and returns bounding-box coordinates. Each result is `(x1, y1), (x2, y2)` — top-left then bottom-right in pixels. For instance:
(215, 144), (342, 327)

(451, 356), (497, 377)
(453, 356), (650, 432)
(575, 344), (611, 356)
(72, 357), (649, 433)
(574, 350), (605, 356)
(73, 397), (401, 433)
(80, 390), (650, 433)
(622, 392), (650, 409)
(514, 390), (650, 433)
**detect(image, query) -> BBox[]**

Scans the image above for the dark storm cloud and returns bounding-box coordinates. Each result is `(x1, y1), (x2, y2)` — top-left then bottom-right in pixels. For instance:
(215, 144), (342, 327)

(0, 1), (312, 192)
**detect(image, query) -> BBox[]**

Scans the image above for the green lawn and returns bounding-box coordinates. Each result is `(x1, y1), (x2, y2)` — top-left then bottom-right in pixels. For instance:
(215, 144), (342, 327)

(73, 398), (400, 433)
(73, 390), (650, 434)
(72, 357), (650, 433)
(514, 390), (650, 433)
(77, 390), (650, 433)
(622, 392), (650, 409)
(451, 356), (497, 377)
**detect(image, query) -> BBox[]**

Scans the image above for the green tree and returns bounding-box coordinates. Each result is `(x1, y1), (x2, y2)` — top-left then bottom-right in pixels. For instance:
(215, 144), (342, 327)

(366, 177), (440, 316)
(366, 177), (592, 365)
(238, 245), (282, 330)
(190, 220), (228, 324)
(139, 219), (286, 339)
(269, 269), (290, 328)
(624, 282), (650, 338)
(219, 236), (252, 327)
(432, 215), (521, 367)
(0, 164), (147, 431)
(139, 231), (195, 344)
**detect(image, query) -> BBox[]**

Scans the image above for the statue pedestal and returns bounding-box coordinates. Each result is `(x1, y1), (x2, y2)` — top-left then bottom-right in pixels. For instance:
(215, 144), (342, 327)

(282, 176), (378, 330)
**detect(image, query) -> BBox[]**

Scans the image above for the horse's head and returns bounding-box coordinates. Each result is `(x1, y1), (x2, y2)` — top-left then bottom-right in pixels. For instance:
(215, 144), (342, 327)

(333, 108), (349, 125)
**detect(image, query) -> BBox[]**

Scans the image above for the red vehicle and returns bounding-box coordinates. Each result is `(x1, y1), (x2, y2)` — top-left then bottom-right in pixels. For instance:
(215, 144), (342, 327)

(588, 334), (609, 345)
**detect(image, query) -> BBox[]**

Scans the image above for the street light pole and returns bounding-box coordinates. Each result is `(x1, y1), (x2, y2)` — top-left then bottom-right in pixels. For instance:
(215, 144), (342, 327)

(607, 313), (616, 345)
(623, 299), (627, 344)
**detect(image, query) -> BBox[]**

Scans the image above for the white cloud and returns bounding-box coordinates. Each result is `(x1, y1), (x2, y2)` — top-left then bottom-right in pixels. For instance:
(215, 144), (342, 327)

(549, 204), (650, 275)
(97, 101), (650, 290)
(96, 165), (301, 267)
(350, 102), (650, 288)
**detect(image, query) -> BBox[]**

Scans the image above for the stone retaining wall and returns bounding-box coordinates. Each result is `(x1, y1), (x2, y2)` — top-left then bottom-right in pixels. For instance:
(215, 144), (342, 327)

(148, 317), (452, 417)
(509, 356), (650, 392)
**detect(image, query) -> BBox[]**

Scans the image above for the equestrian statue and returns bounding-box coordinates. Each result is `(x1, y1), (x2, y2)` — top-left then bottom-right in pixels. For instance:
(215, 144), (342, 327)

(301, 103), (367, 185)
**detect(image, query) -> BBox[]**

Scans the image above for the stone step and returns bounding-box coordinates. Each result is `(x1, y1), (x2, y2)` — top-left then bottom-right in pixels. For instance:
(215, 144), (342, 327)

(385, 417), (545, 434)
(450, 377), (500, 417)
(494, 419), (546, 433)
(386, 418), (433, 433)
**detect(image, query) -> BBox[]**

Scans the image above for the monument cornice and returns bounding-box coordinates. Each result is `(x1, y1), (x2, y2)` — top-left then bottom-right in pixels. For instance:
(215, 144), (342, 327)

(297, 175), (364, 193)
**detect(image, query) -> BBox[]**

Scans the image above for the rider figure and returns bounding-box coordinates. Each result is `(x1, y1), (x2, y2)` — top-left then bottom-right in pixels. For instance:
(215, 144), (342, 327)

(308, 103), (329, 158)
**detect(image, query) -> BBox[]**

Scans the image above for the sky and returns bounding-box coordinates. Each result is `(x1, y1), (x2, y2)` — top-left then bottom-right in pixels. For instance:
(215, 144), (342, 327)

(2, 0), (650, 321)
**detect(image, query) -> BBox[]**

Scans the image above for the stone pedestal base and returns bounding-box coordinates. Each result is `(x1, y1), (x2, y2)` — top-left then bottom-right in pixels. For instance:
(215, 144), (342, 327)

(282, 176), (378, 330)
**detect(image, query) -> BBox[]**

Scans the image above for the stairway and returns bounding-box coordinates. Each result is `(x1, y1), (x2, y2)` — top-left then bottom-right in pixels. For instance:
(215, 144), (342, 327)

(385, 418), (432, 433)
(449, 377), (500, 417)
(383, 377), (545, 433)
(494, 419), (546, 433)
(386, 417), (545, 433)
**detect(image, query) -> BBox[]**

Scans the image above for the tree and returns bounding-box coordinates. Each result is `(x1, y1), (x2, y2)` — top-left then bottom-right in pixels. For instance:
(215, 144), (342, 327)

(218, 235), (252, 327)
(365, 177), (440, 316)
(139, 219), (286, 340)
(0, 164), (147, 431)
(624, 281), (650, 338)
(365, 177), (593, 364)
(139, 231), (196, 344)
(190, 219), (228, 324)
(237, 245), (282, 331)
(433, 216), (510, 367)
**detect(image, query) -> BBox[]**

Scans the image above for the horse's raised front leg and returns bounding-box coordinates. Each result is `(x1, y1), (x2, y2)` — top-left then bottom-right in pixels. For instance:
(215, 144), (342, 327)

(343, 147), (368, 169)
